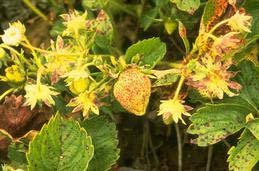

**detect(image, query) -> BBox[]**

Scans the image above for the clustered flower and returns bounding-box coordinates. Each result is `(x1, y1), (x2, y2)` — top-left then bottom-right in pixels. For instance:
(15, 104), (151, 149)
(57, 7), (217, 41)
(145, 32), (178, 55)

(185, 9), (252, 99)
(227, 10), (252, 33)
(61, 10), (88, 37)
(186, 57), (242, 99)
(158, 8), (252, 125)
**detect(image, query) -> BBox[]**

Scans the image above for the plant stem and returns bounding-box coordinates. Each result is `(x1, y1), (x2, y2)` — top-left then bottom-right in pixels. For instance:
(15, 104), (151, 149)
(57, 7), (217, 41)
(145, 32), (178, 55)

(208, 19), (230, 35)
(0, 88), (15, 102)
(21, 43), (80, 57)
(22, 0), (52, 25)
(169, 37), (186, 56)
(173, 75), (185, 100)
(0, 44), (32, 67)
(206, 145), (214, 171)
(174, 123), (183, 171)
(147, 121), (159, 168)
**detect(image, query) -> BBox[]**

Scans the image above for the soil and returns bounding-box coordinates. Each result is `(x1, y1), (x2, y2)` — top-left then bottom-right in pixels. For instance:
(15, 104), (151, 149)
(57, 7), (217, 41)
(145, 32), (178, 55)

(117, 114), (229, 171)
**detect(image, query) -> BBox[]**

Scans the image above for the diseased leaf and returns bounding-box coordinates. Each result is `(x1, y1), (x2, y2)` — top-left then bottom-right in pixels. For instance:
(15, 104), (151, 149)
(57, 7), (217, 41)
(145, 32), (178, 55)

(125, 38), (166, 69)
(200, 0), (228, 32)
(153, 71), (179, 87)
(171, 0), (200, 15)
(187, 102), (249, 146)
(246, 119), (259, 140)
(228, 130), (259, 171)
(26, 114), (94, 171)
(188, 61), (259, 146)
(82, 116), (120, 171)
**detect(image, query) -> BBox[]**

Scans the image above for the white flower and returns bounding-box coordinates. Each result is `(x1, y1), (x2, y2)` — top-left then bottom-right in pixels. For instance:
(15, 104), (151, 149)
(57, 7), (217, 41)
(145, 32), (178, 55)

(2, 21), (26, 46)
(227, 10), (252, 33)
(24, 83), (59, 110)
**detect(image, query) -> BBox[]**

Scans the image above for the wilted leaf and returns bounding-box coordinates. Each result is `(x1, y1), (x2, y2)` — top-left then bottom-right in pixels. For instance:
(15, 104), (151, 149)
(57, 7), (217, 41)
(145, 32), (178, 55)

(27, 114), (94, 171)
(82, 116), (120, 171)
(178, 20), (190, 54)
(0, 95), (52, 138)
(125, 38), (166, 69)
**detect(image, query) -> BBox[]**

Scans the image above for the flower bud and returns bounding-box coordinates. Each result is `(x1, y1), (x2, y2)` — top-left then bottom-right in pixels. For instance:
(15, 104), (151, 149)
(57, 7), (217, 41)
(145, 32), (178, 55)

(69, 78), (89, 94)
(5, 65), (25, 83)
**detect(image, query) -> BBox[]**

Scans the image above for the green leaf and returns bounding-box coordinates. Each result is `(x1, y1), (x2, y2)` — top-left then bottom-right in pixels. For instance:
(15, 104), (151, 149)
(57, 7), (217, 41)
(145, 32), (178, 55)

(50, 20), (66, 38)
(82, 116), (120, 171)
(242, 0), (259, 38)
(246, 119), (259, 140)
(187, 102), (249, 146)
(125, 38), (166, 69)
(140, 8), (159, 31)
(171, 0), (200, 14)
(237, 61), (259, 109)
(227, 130), (259, 171)
(82, 0), (108, 9)
(26, 114), (94, 171)
(8, 141), (27, 165)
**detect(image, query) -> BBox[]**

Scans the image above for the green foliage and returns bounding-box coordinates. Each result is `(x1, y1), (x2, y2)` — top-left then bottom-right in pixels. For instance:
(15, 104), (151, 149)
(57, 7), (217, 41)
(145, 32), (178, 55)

(243, 0), (259, 38)
(0, 0), (258, 170)
(125, 38), (166, 69)
(8, 142), (27, 166)
(82, 116), (120, 171)
(140, 8), (159, 31)
(26, 114), (94, 171)
(82, 0), (108, 9)
(171, 0), (200, 14)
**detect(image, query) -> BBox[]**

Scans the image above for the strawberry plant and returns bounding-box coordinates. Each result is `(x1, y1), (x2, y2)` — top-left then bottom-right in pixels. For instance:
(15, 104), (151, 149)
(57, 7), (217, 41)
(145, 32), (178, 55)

(0, 0), (258, 170)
